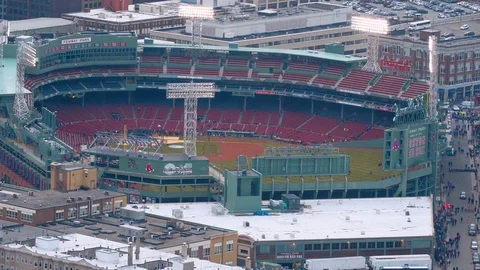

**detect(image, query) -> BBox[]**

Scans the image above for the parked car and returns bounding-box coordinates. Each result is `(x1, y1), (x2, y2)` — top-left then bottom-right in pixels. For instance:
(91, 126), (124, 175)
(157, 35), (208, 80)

(461, 191), (467, 199)
(472, 241), (478, 250)
(460, 24), (469, 30)
(465, 31), (475, 37)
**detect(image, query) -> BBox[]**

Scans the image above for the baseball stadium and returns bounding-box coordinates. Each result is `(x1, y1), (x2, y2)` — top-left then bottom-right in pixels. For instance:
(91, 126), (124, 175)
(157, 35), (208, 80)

(0, 32), (443, 205)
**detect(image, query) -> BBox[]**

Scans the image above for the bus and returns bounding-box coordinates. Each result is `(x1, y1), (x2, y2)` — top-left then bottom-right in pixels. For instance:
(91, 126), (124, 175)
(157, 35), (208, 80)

(408, 20), (432, 31)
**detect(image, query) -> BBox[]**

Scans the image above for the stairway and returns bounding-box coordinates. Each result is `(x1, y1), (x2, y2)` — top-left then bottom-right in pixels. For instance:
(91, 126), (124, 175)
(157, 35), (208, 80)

(248, 68), (253, 78)
(296, 115), (315, 130)
(163, 63), (167, 74)
(308, 74), (318, 85)
(219, 66), (224, 77)
(190, 65), (195, 76)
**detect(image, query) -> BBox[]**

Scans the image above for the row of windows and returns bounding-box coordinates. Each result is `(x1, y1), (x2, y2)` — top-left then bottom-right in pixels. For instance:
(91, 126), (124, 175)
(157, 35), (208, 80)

(38, 48), (136, 69)
(55, 202), (118, 221)
(259, 240), (409, 254)
(304, 240), (403, 251)
(382, 46), (480, 61)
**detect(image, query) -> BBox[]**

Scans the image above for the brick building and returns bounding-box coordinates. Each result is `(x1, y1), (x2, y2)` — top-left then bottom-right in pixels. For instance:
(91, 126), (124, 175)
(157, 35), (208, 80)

(0, 188), (127, 226)
(5, 0), (83, 20)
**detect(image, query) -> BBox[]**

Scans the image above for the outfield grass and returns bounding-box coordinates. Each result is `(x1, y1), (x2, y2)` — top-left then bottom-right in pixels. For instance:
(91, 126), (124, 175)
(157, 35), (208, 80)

(127, 137), (397, 182)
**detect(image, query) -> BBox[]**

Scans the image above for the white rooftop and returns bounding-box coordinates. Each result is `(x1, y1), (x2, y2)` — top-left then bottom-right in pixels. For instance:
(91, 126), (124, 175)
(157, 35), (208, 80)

(10, 18), (74, 32)
(65, 1), (180, 23)
(126, 197), (434, 242)
(4, 233), (240, 270)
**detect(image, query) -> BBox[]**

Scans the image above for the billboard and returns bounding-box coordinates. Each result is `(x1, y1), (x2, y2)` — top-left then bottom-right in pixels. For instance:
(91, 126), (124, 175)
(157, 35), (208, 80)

(119, 156), (209, 177)
(383, 123), (430, 170)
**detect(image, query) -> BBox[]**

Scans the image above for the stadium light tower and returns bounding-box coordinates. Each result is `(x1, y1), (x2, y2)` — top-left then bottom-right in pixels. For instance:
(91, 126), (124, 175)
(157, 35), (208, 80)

(166, 82), (217, 157)
(428, 36), (438, 120)
(351, 15), (389, 74)
(14, 42), (36, 123)
(179, 4), (214, 47)
(0, 20), (10, 68)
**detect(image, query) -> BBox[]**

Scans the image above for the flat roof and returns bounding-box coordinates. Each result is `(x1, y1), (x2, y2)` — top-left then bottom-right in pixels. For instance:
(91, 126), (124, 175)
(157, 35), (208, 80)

(10, 18), (75, 32)
(0, 221), (64, 244)
(126, 197), (434, 242)
(0, 187), (125, 210)
(141, 43), (365, 63)
(207, 3), (341, 26)
(0, 58), (19, 96)
(46, 214), (231, 249)
(64, 3), (179, 23)
(85, 146), (208, 161)
(4, 233), (242, 270)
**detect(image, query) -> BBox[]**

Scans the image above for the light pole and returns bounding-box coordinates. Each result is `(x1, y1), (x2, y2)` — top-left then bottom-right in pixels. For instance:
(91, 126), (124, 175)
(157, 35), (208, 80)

(351, 15), (390, 74)
(166, 82), (217, 157)
(14, 42), (37, 123)
(178, 4), (214, 47)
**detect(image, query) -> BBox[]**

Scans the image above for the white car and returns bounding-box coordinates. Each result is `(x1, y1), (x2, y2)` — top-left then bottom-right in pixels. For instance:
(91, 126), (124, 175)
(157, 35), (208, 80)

(461, 24), (469, 30)
(472, 241), (478, 250)
(460, 191), (467, 199)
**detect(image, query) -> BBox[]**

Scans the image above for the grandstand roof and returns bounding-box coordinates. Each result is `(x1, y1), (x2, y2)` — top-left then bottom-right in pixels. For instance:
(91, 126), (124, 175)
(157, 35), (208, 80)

(0, 57), (21, 96)
(126, 196), (434, 242)
(141, 44), (365, 63)
(10, 18), (75, 33)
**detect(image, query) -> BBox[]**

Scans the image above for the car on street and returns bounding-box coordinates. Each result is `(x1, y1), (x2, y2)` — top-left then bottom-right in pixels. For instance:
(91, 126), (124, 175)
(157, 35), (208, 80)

(474, 252), (480, 264)
(472, 240), (478, 250)
(460, 191), (467, 199)
(461, 24), (469, 30)
(465, 31), (476, 37)
(470, 223), (477, 236)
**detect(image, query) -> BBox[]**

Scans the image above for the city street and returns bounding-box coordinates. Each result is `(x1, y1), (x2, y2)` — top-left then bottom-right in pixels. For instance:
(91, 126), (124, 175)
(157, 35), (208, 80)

(441, 117), (477, 270)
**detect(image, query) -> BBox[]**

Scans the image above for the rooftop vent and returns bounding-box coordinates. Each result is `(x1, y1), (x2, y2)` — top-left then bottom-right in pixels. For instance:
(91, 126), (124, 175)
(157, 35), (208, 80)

(376, 210), (380, 214)
(12, 194), (18, 198)
(261, 234), (266, 239)
(66, 199), (72, 203)
(28, 191), (34, 196)
(243, 221), (250, 227)
(360, 231), (365, 235)
(87, 196), (92, 200)
(274, 234), (279, 239)
(69, 197), (75, 202)
(405, 210), (410, 216)
(345, 216), (350, 221)
(78, 196), (83, 201)
(104, 191), (109, 195)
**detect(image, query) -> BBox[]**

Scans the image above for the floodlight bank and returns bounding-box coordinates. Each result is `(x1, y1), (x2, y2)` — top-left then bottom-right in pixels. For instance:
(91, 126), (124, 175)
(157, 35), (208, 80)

(351, 16), (389, 35)
(178, 5), (214, 20)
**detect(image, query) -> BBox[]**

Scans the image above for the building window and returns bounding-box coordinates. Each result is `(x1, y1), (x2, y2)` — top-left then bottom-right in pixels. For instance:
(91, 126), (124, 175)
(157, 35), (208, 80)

(386, 242), (394, 248)
(322, 243), (330, 250)
(79, 206), (88, 217)
(377, 242), (385, 248)
(6, 210), (18, 219)
(68, 207), (77, 219)
(114, 200), (123, 210)
(190, 249), (198, 258)
(368, 242), (376, 248)
(350, 242), (357, 249)
(204, 247), (210, 257)
(305, 244), (312, 251)
(226, 241), (234, 252)
(21, 213), (33, 222)
(0, 208), (3, 216)
(214, 244), (222, 255)
(332, 243), (340, 250)
(55, 210), (64, 221)
(359, 242), (367, 249)
(341, 243), (349, 249)
(91, 204), (100, 215)
(103, 202), (112, 212)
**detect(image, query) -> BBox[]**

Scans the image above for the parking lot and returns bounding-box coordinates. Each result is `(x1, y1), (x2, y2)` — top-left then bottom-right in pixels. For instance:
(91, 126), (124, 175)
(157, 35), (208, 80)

(342, 0), (480, 39)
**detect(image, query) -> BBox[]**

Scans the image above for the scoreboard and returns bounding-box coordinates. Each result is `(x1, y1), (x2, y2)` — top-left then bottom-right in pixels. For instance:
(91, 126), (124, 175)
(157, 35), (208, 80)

(406, 124), (428, 165)
(383, 123), (431, 171)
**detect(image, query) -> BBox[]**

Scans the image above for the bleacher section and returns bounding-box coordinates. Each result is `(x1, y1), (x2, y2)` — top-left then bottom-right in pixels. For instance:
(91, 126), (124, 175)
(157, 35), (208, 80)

(369, 75), (408, 97)
(26, 53), (426, 102)
(401, 82), (428, 98)
(52, 104), (386, 150)
(338, 70), (376, 91)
